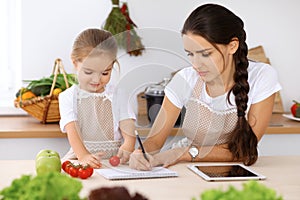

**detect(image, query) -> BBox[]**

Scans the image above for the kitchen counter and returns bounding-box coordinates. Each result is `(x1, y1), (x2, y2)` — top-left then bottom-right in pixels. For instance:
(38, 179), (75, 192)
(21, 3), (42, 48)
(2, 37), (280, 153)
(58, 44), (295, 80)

(0, 115), (65, 138)
(0, 113), (299, 138)
(0, 156), (299, 200)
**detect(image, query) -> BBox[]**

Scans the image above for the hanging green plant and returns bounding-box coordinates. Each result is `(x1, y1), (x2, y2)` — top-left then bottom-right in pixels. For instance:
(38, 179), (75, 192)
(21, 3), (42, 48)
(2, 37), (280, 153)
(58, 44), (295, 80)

(103, 0), (145, 56)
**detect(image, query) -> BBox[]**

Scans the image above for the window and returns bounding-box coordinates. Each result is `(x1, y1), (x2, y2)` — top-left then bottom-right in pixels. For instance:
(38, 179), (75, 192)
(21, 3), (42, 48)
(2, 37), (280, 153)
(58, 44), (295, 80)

(0, 0), (22, 111)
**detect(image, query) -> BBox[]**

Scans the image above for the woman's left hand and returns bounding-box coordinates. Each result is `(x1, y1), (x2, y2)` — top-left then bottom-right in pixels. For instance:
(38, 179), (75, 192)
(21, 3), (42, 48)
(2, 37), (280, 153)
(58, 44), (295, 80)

(117, 144), (134, 164)
(152, 147), (188, 168)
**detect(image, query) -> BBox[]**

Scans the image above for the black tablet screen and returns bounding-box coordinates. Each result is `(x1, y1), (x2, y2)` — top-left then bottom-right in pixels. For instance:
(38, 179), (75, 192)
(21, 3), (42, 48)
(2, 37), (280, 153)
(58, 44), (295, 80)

(195, 165), (258, 178)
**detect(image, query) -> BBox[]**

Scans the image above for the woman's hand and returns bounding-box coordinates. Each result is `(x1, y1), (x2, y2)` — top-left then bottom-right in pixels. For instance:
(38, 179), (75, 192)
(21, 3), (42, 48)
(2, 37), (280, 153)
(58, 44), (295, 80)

(129, 147), (188, 170)
(152, 147), (188, 168)
(78, 152), (104, 168)
(129, 149), (153, 171)
(117, 143), (135, 164)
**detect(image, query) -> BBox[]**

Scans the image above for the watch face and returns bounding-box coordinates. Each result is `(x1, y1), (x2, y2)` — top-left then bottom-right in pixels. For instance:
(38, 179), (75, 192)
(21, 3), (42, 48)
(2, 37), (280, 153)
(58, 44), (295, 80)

(189, 147), (198, 157)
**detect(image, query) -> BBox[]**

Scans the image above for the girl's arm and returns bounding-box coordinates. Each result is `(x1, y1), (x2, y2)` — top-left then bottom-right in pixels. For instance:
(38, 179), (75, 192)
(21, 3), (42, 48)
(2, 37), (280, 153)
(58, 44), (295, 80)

(65, 122), (102, 168)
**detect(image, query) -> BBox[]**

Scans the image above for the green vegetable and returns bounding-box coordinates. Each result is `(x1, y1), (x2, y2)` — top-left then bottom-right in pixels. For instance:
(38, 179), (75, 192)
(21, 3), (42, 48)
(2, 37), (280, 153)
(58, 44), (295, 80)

(0, 172), (85, 200)
(103, 0), (144, 56)
(50, 74), (78, 91)
(192, 181), (283, 200)
(22, 74), (78, 96)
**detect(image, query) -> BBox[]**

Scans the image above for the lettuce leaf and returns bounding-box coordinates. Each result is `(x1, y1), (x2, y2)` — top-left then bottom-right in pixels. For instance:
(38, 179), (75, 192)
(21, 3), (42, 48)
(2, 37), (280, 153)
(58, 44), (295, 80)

(192, 181), (283, 200)
(0, 172), (85, 200)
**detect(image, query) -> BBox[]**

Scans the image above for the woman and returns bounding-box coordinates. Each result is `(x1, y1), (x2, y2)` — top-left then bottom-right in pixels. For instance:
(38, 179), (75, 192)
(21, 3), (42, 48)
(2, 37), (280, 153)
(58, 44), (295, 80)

(129, 4), (281, 170)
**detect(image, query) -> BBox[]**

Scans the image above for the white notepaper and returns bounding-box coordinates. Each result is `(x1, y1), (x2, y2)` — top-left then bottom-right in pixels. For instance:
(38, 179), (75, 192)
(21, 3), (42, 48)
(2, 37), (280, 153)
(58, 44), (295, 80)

(95, 160), (178, 180)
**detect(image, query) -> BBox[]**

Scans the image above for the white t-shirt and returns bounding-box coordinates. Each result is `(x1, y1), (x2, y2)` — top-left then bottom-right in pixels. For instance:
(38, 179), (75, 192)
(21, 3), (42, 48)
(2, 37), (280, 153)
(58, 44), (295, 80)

(165, 61), (282, 113)
(59, 83), (136, 140)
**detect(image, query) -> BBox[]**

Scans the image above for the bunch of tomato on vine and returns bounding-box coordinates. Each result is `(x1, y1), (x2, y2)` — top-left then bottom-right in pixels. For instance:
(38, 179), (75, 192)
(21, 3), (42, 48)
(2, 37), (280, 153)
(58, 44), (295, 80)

(62, 160), (94, 179)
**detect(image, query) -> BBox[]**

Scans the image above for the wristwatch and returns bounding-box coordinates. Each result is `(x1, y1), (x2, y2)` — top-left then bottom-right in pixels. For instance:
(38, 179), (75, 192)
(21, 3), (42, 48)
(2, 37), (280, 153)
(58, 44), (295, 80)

(188, 146), (199, 162)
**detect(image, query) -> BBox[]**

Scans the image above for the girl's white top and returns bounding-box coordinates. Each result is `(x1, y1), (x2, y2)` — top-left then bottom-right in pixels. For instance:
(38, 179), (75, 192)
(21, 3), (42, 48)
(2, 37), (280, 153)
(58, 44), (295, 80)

(59, 83), (136, 141)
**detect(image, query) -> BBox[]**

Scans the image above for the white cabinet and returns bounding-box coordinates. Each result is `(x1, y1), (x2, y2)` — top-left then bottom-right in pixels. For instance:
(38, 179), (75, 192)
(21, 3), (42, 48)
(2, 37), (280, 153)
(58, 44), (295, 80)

(258, 134), (300, 156)
(1, 134), (299, 160)
(0, 138), (70, 159)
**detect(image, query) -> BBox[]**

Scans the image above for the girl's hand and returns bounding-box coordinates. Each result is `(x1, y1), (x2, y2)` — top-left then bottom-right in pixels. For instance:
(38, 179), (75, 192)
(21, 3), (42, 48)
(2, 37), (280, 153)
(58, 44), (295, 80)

(117, 143), (135, 164)
(129, 149), (153, 171)
(78, 152), (104, 168)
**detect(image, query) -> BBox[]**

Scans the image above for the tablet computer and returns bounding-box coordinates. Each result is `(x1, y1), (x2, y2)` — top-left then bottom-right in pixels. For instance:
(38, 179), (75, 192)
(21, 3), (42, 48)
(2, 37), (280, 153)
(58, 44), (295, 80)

(188, 163), (266, 181)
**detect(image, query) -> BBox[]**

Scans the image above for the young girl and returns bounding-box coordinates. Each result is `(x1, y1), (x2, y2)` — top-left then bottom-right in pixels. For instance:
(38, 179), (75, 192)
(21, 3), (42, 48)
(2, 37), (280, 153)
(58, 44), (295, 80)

(59, 28), (136, 168)
(129, 4), (281, 170)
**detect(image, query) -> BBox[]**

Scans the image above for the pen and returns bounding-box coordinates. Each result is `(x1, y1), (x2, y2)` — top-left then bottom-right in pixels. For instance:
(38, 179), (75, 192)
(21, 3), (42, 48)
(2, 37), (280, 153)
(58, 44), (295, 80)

(135, 130), (149, 162)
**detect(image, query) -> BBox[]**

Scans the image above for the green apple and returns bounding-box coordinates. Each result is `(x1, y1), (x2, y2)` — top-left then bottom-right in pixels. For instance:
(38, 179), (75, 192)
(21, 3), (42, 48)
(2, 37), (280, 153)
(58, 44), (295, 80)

(36, 149), (60, 159)
(35, 149), (61, 175)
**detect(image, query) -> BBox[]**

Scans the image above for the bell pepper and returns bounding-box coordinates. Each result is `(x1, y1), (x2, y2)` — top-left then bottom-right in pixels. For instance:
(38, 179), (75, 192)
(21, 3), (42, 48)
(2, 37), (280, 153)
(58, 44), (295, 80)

(291, 100), (300, 118)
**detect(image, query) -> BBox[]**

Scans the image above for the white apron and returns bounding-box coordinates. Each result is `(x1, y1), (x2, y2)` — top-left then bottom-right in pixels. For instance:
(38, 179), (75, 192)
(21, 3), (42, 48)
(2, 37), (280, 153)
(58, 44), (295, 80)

(63, 89), (121, 160)
(172, 78), (238, 157)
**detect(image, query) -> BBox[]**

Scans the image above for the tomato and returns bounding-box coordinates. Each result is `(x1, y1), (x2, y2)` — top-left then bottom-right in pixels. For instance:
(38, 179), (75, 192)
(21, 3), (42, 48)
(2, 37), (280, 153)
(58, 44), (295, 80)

(62, 160), (95, 179)
(86, 166), (94, 177)
(68, 165), (79, 177)
(109, 155), (120, 167)
(62, 160), (71, 173)
(291, 100), (300, 118)
(65, 163), (73, 174)
(78, 167), (91, 179)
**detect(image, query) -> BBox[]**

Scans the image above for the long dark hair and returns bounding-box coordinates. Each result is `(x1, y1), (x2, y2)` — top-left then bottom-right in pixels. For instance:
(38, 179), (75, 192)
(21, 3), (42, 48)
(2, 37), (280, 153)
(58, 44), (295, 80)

(182, 4), (257, 165)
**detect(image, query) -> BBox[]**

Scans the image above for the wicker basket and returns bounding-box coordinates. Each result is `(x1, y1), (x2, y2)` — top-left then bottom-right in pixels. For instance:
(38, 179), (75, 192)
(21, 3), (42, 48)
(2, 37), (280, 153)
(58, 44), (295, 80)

(14, 58), (69, 124)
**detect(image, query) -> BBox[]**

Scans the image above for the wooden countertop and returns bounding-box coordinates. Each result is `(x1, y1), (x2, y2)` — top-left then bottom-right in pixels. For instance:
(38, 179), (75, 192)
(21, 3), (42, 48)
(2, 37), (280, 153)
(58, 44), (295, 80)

(0, 115), (65, 138)
(0, 156), (299, 200)
(0, 113), (300, 138)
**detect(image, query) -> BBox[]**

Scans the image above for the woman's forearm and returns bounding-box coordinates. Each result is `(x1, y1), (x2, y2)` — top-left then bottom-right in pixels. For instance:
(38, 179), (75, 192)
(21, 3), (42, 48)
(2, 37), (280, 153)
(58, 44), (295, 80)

(143, 96), (182, 153)
(152, 145), (234, 167)
(120, 119), (136, 151)
(189, 144), (234, 163)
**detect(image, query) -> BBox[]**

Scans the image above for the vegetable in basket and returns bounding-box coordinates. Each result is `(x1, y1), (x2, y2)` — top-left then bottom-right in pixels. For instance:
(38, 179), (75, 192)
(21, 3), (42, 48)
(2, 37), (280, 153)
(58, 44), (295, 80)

(19, 73), (77, 97)
(13, 59), (77, 124)
(15, 88), (36, 101)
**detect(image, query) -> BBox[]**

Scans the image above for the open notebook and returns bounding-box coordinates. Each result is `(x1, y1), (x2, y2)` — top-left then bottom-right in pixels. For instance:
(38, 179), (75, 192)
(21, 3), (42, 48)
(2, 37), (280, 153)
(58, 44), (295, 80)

(95, 160), (178, 180)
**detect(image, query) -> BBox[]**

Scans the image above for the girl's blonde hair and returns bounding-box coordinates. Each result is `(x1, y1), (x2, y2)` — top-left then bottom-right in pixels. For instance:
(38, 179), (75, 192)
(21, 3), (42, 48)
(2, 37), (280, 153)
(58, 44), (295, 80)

(71, 28), (118, 63)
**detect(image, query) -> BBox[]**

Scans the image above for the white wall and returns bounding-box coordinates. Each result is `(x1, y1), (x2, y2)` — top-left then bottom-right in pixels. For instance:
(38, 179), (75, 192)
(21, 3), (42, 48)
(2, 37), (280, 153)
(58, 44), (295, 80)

(22, 0), (300, 112)
(1, 134), (299, 159)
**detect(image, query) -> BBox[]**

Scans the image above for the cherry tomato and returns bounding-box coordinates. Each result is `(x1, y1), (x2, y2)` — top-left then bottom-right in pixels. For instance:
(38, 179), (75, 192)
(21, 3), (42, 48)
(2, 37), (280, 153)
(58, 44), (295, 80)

(68, 165), (79, 177)
(78, 167), (91, 179)
(62, 160), (71, 173)
(109, 155), (120, 167)
(86, 166), (94, 177)
(65, 163), (73, 174)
